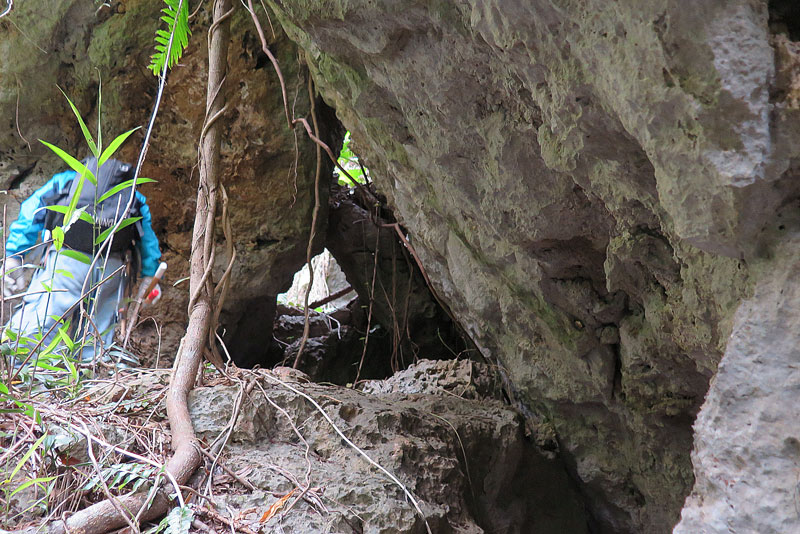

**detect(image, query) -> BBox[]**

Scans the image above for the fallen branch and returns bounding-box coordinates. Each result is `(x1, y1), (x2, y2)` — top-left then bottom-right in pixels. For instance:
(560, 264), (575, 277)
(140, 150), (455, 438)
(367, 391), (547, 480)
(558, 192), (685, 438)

(307, 285), (354, 310)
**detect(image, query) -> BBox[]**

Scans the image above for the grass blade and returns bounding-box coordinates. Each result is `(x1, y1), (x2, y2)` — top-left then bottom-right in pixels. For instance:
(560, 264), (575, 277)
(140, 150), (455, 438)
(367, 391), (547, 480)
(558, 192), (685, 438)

(99, 127), (141, 166)
(39, 141), (97, 186)
(97, 178), (156, 204)
(58, 87), (99, 158)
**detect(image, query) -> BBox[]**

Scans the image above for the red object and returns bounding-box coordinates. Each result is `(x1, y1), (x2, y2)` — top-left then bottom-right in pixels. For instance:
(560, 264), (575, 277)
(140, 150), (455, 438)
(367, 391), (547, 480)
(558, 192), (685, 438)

(147, 287), (160, 303)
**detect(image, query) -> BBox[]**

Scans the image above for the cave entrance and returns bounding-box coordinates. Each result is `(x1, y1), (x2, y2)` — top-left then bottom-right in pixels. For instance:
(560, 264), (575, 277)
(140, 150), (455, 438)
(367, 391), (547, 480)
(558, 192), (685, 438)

(222, 123), (472, 383)
(268, 158), (474, 385)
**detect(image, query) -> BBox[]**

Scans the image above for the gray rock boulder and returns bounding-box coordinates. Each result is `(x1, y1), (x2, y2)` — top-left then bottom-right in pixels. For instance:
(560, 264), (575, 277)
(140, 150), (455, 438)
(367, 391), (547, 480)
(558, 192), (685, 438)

(262, 1), (800, 530)
(674, 237), (800, 534)
(188, 360), (589, 533)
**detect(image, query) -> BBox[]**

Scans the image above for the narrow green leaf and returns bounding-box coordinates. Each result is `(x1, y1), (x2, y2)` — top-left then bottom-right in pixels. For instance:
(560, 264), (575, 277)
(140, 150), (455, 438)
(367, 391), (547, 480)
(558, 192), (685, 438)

(97, 78), (103, 156)
(52, 226), (64, 251)
(43, 332), (62, 354)
(66, 358), (78, 382)
(97, 178), (157, 204)
(33, 361), (63, 372)
(43, 205), (94, 225)
(38, 140), (96, 186)
(57, 326), (75, 351)
(99, 127), (141, 166)
(110, 468), (126, 488)
(63, 172), (87, 233)
(131, 476), (149, 493)
(7, 433), (48, 481)
(119, 469), (140, 490)
(60, 249), (92, 264)
(9, 477), (56, 499)
(94, 217), (141, 245)
(54, 269), (75, 279)
(58, 88), (98, 158)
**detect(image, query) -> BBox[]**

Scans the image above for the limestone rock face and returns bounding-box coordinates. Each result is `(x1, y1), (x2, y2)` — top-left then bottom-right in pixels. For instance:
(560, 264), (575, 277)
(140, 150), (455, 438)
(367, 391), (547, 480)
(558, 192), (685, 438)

(4, 1), (800, 532)
(674, 238), (800, 534)
(263, 1), (800, 532)
(189, 360), (589, 534)
(0, 1), (330, 363)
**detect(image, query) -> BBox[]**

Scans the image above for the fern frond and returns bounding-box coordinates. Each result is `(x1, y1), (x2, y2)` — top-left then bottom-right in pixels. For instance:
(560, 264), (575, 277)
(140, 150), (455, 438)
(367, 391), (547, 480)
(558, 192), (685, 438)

(82, 462), (160, 494)
(149, 0), (191, 76)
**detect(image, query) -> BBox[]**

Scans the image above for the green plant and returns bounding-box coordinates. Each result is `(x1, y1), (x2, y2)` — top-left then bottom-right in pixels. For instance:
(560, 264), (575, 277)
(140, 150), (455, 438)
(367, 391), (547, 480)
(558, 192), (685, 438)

(335, 131), (370, 186)
(1, 87), (147, 389)
(40, 91), (142, 249)
(7, 323), (92, 396)
(0, 433), (56, 520)
(2, 2), (201, 530)
(146, 504), (194, 534)
(82, 462), (160, 494)
(149, 0), (191, 76)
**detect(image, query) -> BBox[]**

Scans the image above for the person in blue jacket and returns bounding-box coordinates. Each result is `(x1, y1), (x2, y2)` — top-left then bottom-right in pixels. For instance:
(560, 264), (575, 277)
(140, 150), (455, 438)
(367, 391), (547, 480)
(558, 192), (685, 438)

(2, 157), (162, 365)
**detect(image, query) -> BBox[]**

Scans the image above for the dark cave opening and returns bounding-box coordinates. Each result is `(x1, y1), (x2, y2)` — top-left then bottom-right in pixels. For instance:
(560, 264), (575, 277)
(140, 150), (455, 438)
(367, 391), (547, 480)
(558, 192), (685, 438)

(258, 184), (475, 386)
(219, 102), (473, 384)
(769, 0), (800, 40)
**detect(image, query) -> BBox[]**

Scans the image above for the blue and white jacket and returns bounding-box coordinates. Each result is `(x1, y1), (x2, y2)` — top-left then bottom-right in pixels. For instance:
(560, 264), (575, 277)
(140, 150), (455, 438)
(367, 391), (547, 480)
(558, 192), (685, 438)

(5, 170), (162, 277)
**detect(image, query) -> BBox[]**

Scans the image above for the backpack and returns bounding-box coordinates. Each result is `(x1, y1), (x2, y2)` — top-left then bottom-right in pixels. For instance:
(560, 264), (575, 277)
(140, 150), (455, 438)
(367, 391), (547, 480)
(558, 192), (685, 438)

(44, 157), (142, 253)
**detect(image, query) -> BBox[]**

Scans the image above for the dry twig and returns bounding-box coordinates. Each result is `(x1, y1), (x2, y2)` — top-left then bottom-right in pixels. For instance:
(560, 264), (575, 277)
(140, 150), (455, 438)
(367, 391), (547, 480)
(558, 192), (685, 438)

(197, 505), (259, 534)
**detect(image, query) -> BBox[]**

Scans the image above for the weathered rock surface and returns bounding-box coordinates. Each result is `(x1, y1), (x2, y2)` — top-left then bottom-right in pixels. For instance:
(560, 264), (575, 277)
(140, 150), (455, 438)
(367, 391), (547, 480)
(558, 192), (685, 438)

(189, 359), (589, 533)
(263, 1), (800, 532)
(4, 1), (800, 532)
(278, 249), (352, 311)
(360, 358), (503, 401)
(674, 235), (800, 534)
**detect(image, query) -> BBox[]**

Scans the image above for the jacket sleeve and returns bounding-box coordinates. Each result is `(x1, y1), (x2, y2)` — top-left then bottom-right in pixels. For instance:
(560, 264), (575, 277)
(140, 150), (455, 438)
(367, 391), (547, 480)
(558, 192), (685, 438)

(5, 170), (75, 260)
(134, 191), (162, 277)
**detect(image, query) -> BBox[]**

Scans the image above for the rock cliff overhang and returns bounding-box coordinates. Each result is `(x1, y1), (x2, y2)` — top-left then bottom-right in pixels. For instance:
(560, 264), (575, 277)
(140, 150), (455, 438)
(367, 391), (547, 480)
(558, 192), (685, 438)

(263, 1), (800, 532)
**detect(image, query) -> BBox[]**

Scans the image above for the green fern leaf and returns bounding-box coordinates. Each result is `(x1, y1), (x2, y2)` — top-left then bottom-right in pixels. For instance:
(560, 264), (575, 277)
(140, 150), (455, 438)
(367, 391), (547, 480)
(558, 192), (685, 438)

(82, 462), (160, 494)
(149, 0), (191, 76)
